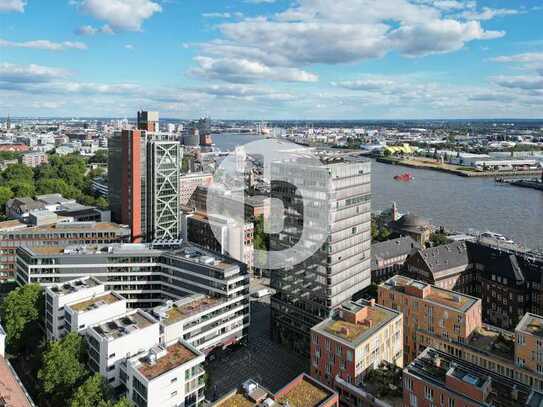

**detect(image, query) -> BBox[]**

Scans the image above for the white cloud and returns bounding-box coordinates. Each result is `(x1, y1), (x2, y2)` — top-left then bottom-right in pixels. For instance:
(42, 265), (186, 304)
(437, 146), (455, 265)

(124, 44), (135, 50)
(75, 24), (114, 36)
(0, 38), (88, 51)
(0, 63), (69, 84)
(193, 0), (506, 84)
(191, 56), (318, 83)
(0, 0), (26, 12)
(78, 0), (162, 32)
(461, 7), (519, 21)
(202, 12), (243, 19)
(493, 75), (543, 91)
(492, 52), (543, 64)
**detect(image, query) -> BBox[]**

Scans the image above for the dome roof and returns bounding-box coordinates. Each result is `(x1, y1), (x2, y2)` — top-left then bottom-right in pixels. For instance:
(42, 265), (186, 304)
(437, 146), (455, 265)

(396, 213), (430, 228)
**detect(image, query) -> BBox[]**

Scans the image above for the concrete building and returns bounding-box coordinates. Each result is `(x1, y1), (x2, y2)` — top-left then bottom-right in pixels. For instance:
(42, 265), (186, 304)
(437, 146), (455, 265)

(212, 375), (339, 407)
(124, 341), (205, 407)
(16, 243), (250, 350)
(109, 129), (181, 242)
(153, 293), (249, 354)
(21, 151), (48, 168)
(310, 299), (403, 405)
(138, 111), (160, 133)
(179, 172), (213, 206)
(0, 221), (130, 281)
(182, 211), (254, 272)
(87, 309), (160, 387)
(36, 194), (76, 211)
(271, 153), (372, 355)
(403, 347), (541, 407)
(378, 275), (482, 364)
(5, 197), (45, 220)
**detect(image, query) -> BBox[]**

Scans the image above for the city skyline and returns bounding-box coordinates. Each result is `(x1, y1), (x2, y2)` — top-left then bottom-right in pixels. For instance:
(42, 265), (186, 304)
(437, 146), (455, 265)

(1, 0), (543, 119)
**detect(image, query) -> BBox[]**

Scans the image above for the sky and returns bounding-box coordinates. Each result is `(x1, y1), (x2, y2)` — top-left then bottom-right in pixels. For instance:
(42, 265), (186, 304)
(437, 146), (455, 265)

(0, 0), (542, 120)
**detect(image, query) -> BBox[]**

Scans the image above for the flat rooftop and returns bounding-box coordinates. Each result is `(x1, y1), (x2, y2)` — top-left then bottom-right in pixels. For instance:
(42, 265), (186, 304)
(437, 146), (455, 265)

(160, 295), (223, 325)
(49, 277), (101, 295)
(0, 357), (34, 407)
(517, 313), (543, 338)
(406, 348), (531, 407)
(29, 243), (160, 256)
(137, 342), (200, 381)
(466, 325), (514, 362)
(169, 245), (239, 271)
(313, 300), (399, 347)
(92, 310), (155, 340)
(382, 275), (479, 313)
(67, 292), (122, 313)
(276, 374), (335, 407)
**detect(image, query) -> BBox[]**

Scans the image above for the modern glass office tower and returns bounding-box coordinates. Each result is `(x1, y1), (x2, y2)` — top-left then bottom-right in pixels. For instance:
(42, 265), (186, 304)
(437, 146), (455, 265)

(270, 153), (372, 354)
(109, 130), (181, 242)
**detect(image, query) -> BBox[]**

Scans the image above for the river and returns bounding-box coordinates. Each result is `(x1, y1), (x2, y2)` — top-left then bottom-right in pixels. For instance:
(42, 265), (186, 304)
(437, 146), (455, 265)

(212, 133), (543, 251)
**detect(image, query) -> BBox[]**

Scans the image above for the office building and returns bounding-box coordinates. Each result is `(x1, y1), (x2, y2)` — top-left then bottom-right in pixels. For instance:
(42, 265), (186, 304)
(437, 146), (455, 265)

(86, 309), (160, 387)
(109, 128), (181, 242)
(153, 293), (249, 354)
(179, 172), (212, 206)
(182, 211), (254, 272)
(44, 276), (127, 341)
(16, 243), (250, 349)
(21, 151), (48, 168)
(378, 275), (482, 364)
(270, 153), (372, 354)
(124, 341), (205, 407)
(138, 111), (160, 132)
(403, 347), (541, 407)
(0, 221), (130, 280)
(310, 299), (403, 391)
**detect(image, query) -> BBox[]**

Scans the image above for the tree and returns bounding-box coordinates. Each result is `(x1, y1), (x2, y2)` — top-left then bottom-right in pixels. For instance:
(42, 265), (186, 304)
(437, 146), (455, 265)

(8, 181), (35, 198)
(428, 232), (450, 247)
(89, 150), (108, 164)
(108, 398), (133, 407)
(1, 163), (34, 183)
(70, 374), (111, 407)
(95, 197), (109, 210)
(0, 284), (43, 354)
(0, 186), (13, 208)
(38, 332), (88, 403)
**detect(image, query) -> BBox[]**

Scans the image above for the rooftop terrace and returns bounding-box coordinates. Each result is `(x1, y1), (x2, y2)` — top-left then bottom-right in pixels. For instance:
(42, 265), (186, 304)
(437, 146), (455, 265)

(467, 325), (515, 362)
(93, 310), (155, 340)
(50, 277), (101, 295)
(157, 295), (223, 325)
(314, 299), (399, 346)
(517, 314), (543, 338)
(276, 374), (336, 407)
(68, 292), (122, 313)
(137, 342), (200, 381)
(383, 275), (478, 313)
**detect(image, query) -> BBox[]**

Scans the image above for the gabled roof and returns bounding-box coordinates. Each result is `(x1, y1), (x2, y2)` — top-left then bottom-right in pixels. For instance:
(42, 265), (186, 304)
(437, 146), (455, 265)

(371, 236), (421, 270)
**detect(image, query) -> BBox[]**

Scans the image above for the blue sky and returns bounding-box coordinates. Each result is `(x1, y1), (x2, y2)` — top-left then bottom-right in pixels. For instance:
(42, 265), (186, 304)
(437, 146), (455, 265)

(0, 0), (542, 119)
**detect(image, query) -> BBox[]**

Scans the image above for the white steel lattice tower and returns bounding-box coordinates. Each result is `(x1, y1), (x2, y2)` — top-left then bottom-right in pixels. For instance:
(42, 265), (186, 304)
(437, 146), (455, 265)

(147, 140), (181, 241)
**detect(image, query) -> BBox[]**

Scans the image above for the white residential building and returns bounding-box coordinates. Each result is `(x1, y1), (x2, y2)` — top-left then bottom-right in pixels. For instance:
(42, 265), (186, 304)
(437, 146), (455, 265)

(0, 323), (5, 358)
(124, 341), (205, 407)
(44, 277), (106, 340)
(86, 309), (160, 388)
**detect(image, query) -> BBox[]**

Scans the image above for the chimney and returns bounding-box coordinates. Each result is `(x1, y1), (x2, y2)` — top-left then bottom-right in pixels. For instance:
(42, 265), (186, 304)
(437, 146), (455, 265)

(434, 356), (441, 368)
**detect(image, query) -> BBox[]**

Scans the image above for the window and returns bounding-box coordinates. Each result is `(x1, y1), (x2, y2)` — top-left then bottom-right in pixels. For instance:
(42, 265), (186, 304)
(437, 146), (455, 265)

(171, 378), (178, 384)
(171, 391), (178, 397)
(448, 399), (455, 407)
(409, 393), (417, 407)
(424, 386), (434, 401)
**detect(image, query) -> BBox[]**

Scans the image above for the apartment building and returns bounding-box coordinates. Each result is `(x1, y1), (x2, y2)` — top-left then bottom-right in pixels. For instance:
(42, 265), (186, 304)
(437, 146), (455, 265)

(213, 374), (339, 407)
(310, 299), (403, 386)
(403, 347), (542, 407)
(271, 152), (372, 355)
(0, 221), (130, 280)
(378, 275), (482, 364)
(86, 309), (160, 387)
(124, 341), (205, 407)
(404, 240), (543, 330)
(153, 293), (249, 353)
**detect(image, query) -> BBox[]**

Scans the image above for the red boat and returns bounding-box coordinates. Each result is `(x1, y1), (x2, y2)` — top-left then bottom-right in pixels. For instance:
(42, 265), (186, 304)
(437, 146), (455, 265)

(394, 172), (414, 182)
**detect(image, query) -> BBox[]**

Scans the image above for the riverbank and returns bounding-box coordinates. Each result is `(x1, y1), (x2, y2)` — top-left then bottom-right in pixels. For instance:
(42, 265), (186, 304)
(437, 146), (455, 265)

(376, 156), (542, 178)
(507, 180), (543, 191)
